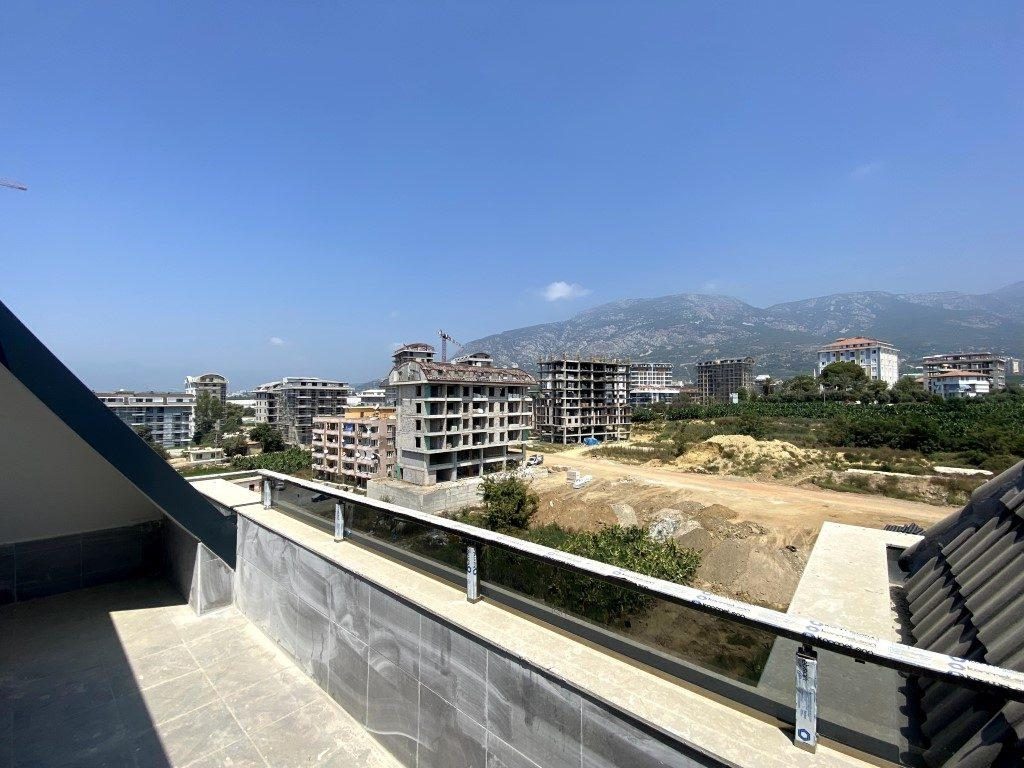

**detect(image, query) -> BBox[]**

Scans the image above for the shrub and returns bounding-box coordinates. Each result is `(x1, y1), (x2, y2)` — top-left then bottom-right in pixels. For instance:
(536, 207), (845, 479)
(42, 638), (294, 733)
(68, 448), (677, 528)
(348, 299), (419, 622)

(230, 447), (311, 474)
(479, 475), (538, 531)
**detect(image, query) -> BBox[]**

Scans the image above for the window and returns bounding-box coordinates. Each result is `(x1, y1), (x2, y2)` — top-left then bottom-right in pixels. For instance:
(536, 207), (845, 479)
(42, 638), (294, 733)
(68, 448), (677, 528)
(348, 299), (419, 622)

(415, 402), (422, 414)
(415, 419), (422, 431)
(415, 437), (421, 448)
(416, 385), (422, 397)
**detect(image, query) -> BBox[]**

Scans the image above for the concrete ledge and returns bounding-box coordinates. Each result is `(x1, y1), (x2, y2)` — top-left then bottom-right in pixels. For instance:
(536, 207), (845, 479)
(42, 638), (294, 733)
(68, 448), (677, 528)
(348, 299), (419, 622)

(229, 501), (872, 768)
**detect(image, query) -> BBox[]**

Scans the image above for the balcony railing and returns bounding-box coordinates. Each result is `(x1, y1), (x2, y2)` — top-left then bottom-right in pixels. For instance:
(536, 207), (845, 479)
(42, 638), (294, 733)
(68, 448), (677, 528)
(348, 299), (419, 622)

(197, 468), (1024, 766)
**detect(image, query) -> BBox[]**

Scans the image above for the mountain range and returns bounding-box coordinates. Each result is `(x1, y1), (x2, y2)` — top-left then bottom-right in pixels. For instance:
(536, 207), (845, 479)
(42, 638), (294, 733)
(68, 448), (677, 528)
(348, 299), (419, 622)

(460, 281), (1024, 381)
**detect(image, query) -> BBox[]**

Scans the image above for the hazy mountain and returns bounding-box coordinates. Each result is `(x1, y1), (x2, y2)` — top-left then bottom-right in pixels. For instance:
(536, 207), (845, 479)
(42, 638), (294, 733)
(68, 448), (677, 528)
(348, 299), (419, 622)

(461, 283), (1024, 380)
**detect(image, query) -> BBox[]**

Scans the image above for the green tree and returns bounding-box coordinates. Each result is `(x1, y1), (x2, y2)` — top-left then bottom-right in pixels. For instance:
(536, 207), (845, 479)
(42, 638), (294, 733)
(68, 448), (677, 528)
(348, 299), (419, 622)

(220, 401), (246, 433)
(818, 361), (868, 397)
(781, 375), (819, 400)
(222, 435), (249, 457)
(864, 379), (891, 403)
(133, 425), (169, 459)
(193, 392), (225, 444)
(479, 475), (538, 531)
(249, 423), (286, 453)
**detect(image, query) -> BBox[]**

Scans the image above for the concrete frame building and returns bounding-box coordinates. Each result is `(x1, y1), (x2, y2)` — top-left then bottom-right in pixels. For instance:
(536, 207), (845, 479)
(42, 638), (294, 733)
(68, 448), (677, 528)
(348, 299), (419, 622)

(535, 357), (631, 443)
(184, 373), (228, 402)
(96, 390), (195, 448)
(629, 362), (673, 390)
(921, 352), (1009, 390)
(312, 407), (397, 490)
(696, 357), (755, 404)
(926, 371), (992, 399)
(389, 347), (535, 485)
(254, 377), (354, 446)
(817, 337), (900, 386)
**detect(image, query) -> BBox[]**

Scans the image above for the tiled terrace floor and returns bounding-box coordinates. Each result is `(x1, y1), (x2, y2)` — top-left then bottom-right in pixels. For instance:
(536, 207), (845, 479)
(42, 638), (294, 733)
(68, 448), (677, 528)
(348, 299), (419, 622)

(0, 577), (401, 768)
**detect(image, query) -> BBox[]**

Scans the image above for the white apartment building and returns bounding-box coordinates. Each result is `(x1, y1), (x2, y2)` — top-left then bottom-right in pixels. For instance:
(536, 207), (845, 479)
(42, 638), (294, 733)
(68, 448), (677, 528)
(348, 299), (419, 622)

(184, 373), (228, 402)
(254, 377), (353, 446)
(388, 347), (535, 485)
(96, 390), (195, 448)
(926, 371), (992, 399)
(921, 353), (1009, 390)
(628, 362), (673, 389)
(816, 337), (900, 386)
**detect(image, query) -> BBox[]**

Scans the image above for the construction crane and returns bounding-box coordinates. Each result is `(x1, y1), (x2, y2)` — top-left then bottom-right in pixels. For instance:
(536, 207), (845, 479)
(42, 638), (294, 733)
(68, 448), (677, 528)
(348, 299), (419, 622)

(437, 329), (463, 363)
(1, 179), (28, 191)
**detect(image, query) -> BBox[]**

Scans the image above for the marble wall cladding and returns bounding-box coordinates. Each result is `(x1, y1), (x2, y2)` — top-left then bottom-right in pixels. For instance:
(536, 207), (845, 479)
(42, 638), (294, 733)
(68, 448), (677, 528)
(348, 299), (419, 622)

(420, 613), (487, 716)
(328, 621), (369, 720)
(2, 520), (163, 604)
(234, 516), (724, 768)
(582, 700), (702, 768)
(366, 649), (420, 768)
(195, 543), (234, 615)
(369, 587), (422, 678)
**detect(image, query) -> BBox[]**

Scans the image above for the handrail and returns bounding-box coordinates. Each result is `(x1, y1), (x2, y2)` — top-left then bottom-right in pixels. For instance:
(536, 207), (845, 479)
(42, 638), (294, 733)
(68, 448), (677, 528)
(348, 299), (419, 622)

(234, 469), (1024, 701)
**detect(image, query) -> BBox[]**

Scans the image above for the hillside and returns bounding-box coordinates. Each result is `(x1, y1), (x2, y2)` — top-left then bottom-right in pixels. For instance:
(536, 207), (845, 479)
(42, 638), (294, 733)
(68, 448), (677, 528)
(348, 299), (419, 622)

(462, 282), (1024, 379)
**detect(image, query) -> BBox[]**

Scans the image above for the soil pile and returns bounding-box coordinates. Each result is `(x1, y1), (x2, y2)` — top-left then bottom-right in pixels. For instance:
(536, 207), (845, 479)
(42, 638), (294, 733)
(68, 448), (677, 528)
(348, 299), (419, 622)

(674, 435), (823, 479)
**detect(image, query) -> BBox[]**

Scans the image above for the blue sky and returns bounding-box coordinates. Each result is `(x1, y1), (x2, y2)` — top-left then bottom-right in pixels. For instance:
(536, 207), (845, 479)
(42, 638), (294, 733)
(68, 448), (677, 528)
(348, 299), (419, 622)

(2, 3), (1021, 390)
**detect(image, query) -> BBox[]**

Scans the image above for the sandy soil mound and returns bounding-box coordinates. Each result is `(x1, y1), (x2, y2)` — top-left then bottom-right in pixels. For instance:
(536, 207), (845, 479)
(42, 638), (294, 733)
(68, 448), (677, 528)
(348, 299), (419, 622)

(674, 434), (823, 479)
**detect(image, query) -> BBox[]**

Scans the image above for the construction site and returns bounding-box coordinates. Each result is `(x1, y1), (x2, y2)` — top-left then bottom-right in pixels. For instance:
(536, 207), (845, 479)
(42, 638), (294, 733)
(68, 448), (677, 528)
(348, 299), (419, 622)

(534, 356), (632, 444)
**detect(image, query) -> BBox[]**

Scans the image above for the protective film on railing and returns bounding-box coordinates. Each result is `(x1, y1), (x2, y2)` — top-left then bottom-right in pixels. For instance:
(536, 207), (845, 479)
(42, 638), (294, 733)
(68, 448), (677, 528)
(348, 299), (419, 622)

(225, 470), (1024, 764)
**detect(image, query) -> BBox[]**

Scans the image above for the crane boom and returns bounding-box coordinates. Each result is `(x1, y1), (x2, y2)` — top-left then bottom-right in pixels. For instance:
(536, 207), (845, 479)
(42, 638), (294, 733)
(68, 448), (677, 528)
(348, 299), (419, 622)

(437, 329), (463, 362)
(1, 179), (28, 191)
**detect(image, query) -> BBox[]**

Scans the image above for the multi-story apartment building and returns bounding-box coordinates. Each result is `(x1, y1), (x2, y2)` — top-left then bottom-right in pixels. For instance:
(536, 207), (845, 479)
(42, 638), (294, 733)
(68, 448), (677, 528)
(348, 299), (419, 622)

(95, 390), (195, 448)
(535, 357), (631, 444)
(696, 357), (755, 404)
(184, 373), (228, 402)
(312, 407), (397, 490)
(926, 371), (992, 399)
(627, 362), (680, 406)
(816, 337), (899, 386)
(355, 388), (388, 406)
(254, 377), (353, 446)
(389, 347), (535, 485)
(921, 352), (1009, 390)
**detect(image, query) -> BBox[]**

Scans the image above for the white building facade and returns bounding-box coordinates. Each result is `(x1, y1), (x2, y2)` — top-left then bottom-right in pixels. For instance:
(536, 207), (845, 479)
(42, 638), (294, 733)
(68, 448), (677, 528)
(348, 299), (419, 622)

(96, 390), (195, 448)
(816, 337), (900, 386)
(926, 371), (992, 399)
(254, 377), (353, 446)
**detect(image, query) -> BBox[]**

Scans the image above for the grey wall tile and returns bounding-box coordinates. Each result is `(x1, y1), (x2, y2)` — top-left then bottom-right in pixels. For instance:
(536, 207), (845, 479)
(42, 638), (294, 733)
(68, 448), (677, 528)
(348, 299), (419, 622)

(291, 546), (329, 617)
(487, 733), (543, 768)
(582, 699), (704, 768)
(418, 684), (487, 768)
(366, 648), (419, 768)
(237, 516), (258, 562)
(328, 622), (369, 723)
(162, 516), (199, 603)
(250, 523), (287, 580)
(369, 587), (421, 678)
(81, 525), (144, 586)
(420, 614), (487, 717)
(236, 556), (273, 634)
(0, 543), (15, 605)
(293, 593), (331, 688)
(487, 651), (582, 768)
(196, 544), (233, 614)
(269, 580), (300, 658)
(328, 568), (370, 641)
(15, 534), (82, 600)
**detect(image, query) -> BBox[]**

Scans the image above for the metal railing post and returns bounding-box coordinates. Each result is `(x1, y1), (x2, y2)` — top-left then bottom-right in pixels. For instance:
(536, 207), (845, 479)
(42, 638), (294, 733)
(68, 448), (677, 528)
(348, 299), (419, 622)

(794, 644), (818, 752)
(262, 478), (272, 509)
(466, 544), (480, 603)
(334, 502), (345, 542)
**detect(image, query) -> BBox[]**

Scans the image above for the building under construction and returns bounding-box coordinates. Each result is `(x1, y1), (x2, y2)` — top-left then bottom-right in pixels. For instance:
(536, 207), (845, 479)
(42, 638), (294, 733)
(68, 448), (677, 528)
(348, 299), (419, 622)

(696, 356), (755, 403)
(535, 357), (631, 444)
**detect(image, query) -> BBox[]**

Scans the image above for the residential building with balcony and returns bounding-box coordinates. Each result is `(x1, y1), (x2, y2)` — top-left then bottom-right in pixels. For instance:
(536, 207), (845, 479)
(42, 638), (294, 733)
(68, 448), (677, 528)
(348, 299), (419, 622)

(184, 372), (228, 402)
(388, 349), (535, 485)
(5, 297), (1024, 768)
(629, 362), (674, 389)
(921, 352), (1009, 390)
(816, 337), (900, 386)
(312, 407), (397, 490)
(254, 377), (354, 445)
(95, 389), (195, 448)
(926, 370), (992, 399)
(535, 357), (631, 443)
(696, 356), (755, 404)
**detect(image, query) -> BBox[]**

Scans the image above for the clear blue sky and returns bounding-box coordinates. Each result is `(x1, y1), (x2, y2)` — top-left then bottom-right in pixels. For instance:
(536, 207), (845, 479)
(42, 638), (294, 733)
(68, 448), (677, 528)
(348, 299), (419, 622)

(2, 3), (1021, 390)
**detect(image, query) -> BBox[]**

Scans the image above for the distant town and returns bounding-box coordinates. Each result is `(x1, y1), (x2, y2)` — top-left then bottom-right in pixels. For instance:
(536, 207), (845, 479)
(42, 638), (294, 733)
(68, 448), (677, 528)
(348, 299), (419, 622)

(95, 333), (1021, 505)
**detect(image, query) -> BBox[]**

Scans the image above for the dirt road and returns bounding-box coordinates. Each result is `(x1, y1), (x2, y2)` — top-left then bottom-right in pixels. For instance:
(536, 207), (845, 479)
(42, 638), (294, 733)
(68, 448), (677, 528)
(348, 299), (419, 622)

(537, 447), (952, 532)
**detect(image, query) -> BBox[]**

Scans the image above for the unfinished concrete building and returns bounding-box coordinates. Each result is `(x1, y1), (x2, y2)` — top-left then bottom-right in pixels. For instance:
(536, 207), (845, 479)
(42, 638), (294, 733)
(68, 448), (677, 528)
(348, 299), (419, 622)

(696, 356), (755, 403)
(535, 357), (631, 444)
(254, 377), (353, 445)
(388, 346), (535, 485)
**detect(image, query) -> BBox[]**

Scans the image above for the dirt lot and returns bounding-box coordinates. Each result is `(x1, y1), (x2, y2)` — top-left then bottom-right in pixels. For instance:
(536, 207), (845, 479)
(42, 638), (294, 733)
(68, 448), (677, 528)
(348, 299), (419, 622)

(528, 446), (952, 610)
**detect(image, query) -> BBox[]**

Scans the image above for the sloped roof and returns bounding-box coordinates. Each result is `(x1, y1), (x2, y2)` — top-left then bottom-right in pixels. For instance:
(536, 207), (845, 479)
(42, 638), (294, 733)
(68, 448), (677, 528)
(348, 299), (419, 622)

(899, 460), (1024, 766)
(416, 361), (536, 385)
